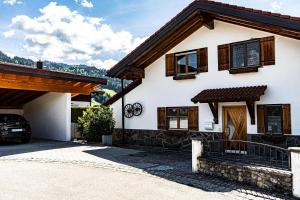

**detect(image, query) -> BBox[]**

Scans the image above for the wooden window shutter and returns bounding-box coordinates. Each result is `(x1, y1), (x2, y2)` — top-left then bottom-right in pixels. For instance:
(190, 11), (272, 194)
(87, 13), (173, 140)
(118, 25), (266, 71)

(282, 104), (291, 134)
(188, 106), (199, 131)
(260, 36), (275, 66)
(165, 54), (175, 76)
(157, 107), (166, 130)
(197, 48), (208, 73)
(257, 105), (265, 133)
(218, 44), (230, 71)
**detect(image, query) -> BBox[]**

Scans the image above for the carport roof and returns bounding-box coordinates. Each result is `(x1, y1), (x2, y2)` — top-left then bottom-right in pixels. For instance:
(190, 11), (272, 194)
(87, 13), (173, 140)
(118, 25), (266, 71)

(0, 62), (107, 95)
(0, 62), (107, 85)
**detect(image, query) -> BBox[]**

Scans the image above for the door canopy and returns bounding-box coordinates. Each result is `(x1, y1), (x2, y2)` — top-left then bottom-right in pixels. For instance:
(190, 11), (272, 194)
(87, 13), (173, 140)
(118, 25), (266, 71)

(191, 86), (267, 124)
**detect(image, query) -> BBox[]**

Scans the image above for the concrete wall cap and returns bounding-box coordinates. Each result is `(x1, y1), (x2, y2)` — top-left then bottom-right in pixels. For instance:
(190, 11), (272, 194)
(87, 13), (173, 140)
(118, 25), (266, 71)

(288, 147), (300, 153)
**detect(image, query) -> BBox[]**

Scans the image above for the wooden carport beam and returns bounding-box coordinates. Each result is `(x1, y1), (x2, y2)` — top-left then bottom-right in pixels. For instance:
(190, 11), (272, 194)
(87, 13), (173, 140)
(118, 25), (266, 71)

(208, 101), (218, 124)
(0, 74), (97, 95)
(246, 101), (256, 125)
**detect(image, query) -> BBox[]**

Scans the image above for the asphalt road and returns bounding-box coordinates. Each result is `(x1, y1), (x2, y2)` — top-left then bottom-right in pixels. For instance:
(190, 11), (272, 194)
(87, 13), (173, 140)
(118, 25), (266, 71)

(0, 160), (229, 200)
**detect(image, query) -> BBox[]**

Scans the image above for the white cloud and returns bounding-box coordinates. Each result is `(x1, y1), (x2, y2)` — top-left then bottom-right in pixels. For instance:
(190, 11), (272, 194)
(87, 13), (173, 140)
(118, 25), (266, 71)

(270, 1), (283, 12)
(3, 30), (15, 38)
(6, 2), (146, 68)
(87, 58), (118, 70)
(75, 0), (93, 8)
(3, 0), (22, 5)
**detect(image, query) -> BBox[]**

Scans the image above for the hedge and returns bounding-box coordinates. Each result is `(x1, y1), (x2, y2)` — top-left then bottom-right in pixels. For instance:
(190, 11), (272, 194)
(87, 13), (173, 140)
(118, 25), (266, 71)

(71, 107), (86, 123)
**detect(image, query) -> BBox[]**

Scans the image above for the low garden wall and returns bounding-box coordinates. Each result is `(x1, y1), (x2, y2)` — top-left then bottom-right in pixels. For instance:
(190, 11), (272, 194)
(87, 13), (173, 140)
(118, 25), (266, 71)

(113, 129), (222, 149)
(197, 157), (292, 193)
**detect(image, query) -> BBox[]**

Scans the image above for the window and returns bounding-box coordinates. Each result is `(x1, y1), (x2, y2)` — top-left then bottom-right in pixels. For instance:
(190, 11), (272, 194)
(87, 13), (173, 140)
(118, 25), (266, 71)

(167, 107), (188, 130)
(265, 105), (283, 134)
(230, 39), (260, 69)
(175, 51), (197, 75)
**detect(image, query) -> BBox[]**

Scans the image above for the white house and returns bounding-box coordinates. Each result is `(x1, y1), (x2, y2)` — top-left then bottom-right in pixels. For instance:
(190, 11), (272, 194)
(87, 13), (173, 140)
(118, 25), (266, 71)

(105, 0), (300, 149)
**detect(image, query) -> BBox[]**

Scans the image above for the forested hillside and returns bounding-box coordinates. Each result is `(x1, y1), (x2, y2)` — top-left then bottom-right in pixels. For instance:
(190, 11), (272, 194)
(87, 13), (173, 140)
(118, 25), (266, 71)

(0, 51), (125, 103)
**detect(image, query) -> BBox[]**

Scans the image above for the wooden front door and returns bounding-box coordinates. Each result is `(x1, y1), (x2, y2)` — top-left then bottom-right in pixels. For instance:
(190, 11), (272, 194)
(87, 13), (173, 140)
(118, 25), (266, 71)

(222, 106), (247, 142)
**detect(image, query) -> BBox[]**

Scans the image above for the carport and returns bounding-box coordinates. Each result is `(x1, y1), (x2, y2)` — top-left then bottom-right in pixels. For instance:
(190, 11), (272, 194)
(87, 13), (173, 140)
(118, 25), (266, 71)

(0, 62), (106, 141)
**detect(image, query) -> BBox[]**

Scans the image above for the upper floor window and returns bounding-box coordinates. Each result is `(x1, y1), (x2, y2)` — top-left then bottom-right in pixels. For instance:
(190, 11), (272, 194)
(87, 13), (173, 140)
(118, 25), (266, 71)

(165, 48), (208, 80)
(218, 36), (275, 74)
(231, 39), (260, 69)
(176, 51), (197, 75)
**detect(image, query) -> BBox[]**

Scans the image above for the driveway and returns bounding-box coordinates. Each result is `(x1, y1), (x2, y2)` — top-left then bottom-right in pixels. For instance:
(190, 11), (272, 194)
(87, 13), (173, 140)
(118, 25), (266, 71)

(0, 160), (228, 200)
(0, 140), (295, 200)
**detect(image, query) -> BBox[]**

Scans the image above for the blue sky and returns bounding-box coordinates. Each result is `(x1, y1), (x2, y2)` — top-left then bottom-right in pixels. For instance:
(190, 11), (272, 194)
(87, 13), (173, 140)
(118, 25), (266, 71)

(0, 0), (299, 69)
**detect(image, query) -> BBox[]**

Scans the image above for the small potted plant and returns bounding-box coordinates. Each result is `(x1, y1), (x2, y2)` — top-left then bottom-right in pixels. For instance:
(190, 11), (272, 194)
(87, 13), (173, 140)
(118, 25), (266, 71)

(78, 106), (115, 145)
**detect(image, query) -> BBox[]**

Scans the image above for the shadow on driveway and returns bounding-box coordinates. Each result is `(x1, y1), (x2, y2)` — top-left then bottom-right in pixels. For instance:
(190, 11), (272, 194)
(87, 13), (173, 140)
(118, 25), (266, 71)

(83, 146), (296, 200)
(0, 139), (77, 157)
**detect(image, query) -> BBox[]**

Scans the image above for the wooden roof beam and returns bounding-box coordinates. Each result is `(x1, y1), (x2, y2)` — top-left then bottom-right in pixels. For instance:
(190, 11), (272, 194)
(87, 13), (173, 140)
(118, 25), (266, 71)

(202, 13), (214, 30)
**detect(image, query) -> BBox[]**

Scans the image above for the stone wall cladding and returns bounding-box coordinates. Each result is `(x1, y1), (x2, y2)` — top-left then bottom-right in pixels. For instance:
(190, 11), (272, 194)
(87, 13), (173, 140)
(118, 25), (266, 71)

(248, 134), (300, 148)
(197, 157), (292, 193)
(113, 129), (222, 149)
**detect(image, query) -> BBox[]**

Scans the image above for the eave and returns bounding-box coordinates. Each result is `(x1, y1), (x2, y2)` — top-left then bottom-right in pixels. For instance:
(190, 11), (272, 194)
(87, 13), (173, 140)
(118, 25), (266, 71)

(108, 0), (300, 80)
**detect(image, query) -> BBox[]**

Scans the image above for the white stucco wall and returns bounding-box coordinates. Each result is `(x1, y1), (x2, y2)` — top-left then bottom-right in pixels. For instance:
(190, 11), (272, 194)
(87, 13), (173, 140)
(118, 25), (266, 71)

(111, 20), (300, 135)
(24, 92), (71, 141)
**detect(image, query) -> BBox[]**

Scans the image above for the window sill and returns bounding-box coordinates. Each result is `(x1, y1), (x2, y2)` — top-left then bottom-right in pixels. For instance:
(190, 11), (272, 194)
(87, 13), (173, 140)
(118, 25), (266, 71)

(229, 67), (258, 74)
(173, 74), (196, 80)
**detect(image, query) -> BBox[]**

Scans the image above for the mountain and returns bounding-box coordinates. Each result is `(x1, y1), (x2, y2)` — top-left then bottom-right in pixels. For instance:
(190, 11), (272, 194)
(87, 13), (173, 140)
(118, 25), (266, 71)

(0, 51), (125, 103)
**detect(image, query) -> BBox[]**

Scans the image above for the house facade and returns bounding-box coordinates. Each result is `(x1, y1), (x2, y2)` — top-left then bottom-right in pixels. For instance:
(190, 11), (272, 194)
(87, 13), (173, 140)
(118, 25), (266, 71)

(105, 0), (300, 148)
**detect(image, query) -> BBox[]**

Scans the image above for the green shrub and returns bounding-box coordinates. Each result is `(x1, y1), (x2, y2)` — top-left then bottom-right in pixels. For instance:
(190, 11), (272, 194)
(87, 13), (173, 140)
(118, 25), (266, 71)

(71, 107), (87, 123)
(78, 106), (115, 142)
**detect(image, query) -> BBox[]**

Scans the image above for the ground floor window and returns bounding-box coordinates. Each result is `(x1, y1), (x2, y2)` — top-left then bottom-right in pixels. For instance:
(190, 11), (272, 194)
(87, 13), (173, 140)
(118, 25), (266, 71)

(157, 106), (198, 131)
(257, 104), (291, 135)
(167, 107), (188, 130)
(265, 105), (283, 134)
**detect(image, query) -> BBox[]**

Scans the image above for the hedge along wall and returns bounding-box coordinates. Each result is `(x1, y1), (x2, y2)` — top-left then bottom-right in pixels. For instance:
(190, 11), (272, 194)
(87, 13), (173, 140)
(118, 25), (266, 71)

(71, 106), (105, 123)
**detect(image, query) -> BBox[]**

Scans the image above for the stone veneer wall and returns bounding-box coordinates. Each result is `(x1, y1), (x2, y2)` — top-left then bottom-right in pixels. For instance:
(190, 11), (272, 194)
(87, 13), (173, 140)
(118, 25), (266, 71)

(197, 157), (292, 193)
(248, 134), (300, 148)
(113, 129), (300, 150)
(113, 129), (222, 149)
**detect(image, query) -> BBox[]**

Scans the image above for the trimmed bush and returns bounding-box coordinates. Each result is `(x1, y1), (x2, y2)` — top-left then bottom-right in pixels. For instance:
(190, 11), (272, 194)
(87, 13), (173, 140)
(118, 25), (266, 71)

(71, 107), (87, 123)
(78, 106), (115, 142)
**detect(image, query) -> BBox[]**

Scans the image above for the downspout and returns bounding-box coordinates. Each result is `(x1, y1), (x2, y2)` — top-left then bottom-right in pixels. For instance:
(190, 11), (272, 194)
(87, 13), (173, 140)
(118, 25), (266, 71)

(121, 79), (125, 144)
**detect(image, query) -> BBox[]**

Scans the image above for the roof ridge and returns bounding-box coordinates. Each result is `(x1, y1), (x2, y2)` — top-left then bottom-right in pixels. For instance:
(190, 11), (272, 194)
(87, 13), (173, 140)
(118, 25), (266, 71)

(198, 0), (300, 22)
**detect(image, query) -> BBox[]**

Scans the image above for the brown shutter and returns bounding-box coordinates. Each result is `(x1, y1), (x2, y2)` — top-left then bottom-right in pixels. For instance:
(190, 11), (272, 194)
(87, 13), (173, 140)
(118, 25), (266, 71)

(165, 54), (175, 76)
(282, 104), (291, 134)
(260, 36), (275, 66)
(157, 107), (166, 130)
(188, 106), (199, 131)
(197, 47), (208, 73)
(218, 44), (230, 71)
(257, 105), (265, 133)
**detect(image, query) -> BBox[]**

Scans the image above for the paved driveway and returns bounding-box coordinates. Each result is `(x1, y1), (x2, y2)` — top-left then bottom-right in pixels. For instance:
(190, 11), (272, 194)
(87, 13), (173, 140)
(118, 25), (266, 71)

(0, 140), (296, 200)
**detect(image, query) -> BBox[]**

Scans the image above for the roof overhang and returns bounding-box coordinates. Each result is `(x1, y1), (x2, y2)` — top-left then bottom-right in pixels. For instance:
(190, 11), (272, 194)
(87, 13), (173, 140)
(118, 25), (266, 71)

(108, 0), (300, 80)
(191, 86), (267, 125)
(191, 86), (267, 103)
(0, 62), (107, 97)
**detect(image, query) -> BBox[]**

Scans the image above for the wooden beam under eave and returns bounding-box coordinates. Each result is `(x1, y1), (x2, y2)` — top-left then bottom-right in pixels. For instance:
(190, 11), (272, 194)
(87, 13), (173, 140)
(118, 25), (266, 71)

(138, 16), (203, 68)
(202, 14), (214, 30)
(246, 101), (255, 125)
(208, 102), (219, 124)
(0, 78), (95, 95)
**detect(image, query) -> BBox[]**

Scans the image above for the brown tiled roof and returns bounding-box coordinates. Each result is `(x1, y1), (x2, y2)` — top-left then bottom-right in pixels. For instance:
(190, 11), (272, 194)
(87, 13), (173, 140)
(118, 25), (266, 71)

(191, 86), (267, 103)
(198, 0), (300, 22)
(108, 0), (300, 78)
